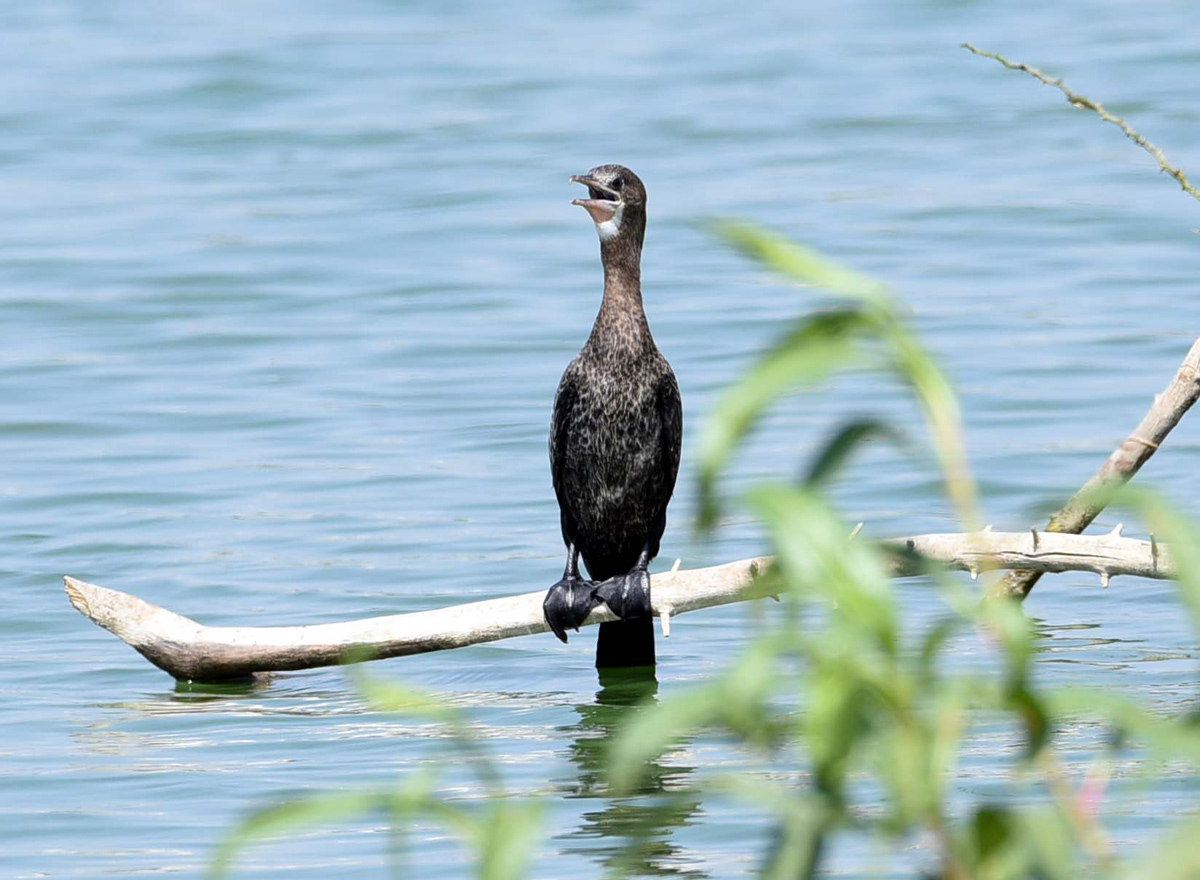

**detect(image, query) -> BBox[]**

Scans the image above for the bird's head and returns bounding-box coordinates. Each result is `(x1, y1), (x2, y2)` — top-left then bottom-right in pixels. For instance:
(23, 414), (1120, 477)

(570, 164), (646, 247)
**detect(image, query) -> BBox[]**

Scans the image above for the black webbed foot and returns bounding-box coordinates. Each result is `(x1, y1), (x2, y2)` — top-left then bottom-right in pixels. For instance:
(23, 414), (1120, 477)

(543, 575), (600, 643)
(592, 567), (651, 621)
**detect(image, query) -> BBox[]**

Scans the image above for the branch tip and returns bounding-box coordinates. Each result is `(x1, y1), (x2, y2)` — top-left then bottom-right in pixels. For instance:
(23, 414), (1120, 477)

(964, 43), (1200, 203)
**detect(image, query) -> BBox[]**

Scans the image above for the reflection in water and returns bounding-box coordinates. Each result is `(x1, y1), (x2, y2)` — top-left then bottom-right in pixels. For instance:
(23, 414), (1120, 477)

(76, 674), (577, 764)
(172, 676), (273, 699)
(1030, 619), (1177, 669)
(557, 667), (706, 878)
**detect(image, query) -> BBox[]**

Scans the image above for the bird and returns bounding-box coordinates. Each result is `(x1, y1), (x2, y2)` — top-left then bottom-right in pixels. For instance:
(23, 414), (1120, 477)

(542, 164), (682, 668)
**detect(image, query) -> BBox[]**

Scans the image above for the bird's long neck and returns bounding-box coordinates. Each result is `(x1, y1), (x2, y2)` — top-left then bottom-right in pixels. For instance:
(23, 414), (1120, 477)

(589, 236), (649, 351)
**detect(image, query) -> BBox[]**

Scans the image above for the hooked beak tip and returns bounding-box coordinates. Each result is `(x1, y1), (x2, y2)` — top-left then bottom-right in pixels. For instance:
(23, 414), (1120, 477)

(569, 174), (620, 201)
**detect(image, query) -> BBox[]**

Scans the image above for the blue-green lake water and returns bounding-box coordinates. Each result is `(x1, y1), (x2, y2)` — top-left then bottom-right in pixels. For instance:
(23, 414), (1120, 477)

(4, 2), (1200, 876)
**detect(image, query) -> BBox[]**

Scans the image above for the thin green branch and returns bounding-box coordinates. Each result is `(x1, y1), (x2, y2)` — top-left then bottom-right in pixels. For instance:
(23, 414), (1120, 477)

(963, 42), (1200, 203)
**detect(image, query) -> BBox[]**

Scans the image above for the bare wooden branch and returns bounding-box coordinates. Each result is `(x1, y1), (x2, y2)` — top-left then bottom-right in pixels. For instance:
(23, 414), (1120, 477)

(889, 528), (1174, 582)
(66, 529), (1177, 682)
(963, 43), (1200, 202)
(64, 557), (774, 682)
(986, 338), (1200, 600)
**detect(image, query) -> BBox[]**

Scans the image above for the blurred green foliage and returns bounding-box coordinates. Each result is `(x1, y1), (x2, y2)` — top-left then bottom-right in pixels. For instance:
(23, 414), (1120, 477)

(209, 224), (1200, 880)
(612, 223), (1200, 879)
(206, 666), (543, 880)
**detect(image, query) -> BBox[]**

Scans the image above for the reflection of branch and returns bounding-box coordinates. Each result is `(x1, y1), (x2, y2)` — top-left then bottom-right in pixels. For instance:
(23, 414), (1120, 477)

(988, 337), (1200, 600)
(963, 42), (1200, 203)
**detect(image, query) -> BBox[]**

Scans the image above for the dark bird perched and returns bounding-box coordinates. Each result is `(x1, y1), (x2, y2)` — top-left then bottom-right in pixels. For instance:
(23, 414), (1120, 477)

(542, 164), (682, 668)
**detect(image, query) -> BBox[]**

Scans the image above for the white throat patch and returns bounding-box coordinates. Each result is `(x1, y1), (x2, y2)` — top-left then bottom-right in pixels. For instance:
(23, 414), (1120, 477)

(596, 202), (624, 242)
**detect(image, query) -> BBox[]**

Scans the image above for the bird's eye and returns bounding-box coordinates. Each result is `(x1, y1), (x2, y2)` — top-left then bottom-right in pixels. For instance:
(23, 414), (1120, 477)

(611, 176), (623, 191)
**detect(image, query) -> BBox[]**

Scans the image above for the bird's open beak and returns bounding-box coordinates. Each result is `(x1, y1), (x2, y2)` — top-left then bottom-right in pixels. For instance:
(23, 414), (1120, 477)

(569, 174), (621, 224)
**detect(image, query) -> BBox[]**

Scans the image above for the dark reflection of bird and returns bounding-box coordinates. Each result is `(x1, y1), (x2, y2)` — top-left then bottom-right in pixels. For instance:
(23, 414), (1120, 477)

(542, 164), (683, 669)
(556, 669), (706, 879)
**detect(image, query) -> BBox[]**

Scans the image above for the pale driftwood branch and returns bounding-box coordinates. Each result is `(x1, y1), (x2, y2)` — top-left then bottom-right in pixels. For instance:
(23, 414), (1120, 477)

(892, 526), (1174, 582)
(64, 557), (774, 682)
(987, 338), (1200, 600)
(66, 529), (1177, 682)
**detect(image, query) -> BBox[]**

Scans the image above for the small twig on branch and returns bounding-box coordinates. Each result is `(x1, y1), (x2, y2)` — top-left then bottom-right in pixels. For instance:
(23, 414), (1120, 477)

(66, 528), (1178, 682)
(962, 42), (1200, 203)
(987, 338), (1200, 600)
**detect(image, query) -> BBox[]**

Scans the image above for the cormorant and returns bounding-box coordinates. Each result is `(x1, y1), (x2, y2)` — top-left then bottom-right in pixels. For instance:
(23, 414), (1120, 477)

(542, 164), (682, 668)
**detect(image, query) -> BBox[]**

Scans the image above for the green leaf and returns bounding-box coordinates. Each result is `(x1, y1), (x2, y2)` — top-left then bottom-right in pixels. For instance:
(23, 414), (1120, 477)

(803, 667), (870, 798)
(876, 722), (942, 829)
(978, 594), (1035, 681)
(352, 670), (463, 725)
(1006, 683), (1050, 758)
(961, 804), (1034, 880)
(803, 418), (907, 489)
(761, 806), (827, 880)
(925, 679), (973, 811)
(1017, 807), (1079, 880)
(749, 484), (897, 653)
(702, 221), (980, 532)
(709, 219), (890, 306)
(1047, 688), (1200, 765)
(972, 805), (1016, 861)
(206, 770), (462, 879)
(606, 684), (723, 794)
(709, 776), (832, 880)
(1110, 485), (1200, 632)
(885, 328), (980, 528)
(607, 635), (788, 794)
(474, 801), (545, 880)
(1123, 814), (1200, 880)
(350, 670), (507, 790)
(916, 616), (963, 684)
(696, 308), (880, 528)
(207, 790), (393, 879)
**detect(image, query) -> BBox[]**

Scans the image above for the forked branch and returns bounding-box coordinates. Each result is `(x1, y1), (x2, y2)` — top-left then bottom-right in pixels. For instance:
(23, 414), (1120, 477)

(987, 337), (1200, 599)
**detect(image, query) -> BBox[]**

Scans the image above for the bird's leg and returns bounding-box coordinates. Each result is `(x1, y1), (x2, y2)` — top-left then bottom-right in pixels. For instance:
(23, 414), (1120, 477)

(543, 543), (599, 644)
(591, 544), (652, 621)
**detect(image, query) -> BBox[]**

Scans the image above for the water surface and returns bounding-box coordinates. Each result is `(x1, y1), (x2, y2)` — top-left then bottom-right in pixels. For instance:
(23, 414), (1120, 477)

(3, 1), (1199, 876)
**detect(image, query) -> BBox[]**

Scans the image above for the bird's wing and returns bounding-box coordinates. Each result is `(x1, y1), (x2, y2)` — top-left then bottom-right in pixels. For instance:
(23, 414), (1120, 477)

(549, 361), (582, 519)
(656, 368), (683, 503)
